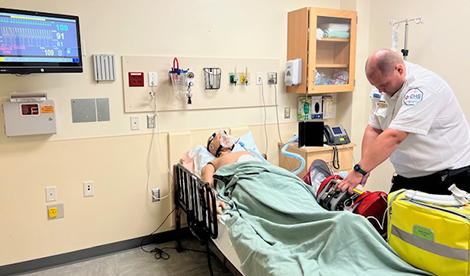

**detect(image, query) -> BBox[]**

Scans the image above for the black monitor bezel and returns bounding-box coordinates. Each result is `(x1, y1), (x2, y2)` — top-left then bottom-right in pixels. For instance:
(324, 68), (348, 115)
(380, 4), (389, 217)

(0, 7), (83, 74)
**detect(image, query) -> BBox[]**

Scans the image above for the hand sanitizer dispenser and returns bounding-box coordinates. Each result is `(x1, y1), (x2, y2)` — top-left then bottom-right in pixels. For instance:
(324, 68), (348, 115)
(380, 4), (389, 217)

(285, 58), (302, 86)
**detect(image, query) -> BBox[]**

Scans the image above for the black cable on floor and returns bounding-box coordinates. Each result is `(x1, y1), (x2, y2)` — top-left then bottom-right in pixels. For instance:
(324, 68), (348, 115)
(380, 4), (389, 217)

(140, 208), (176, 253)
(149, 246), (208, 261)
(139, 207), (217, 276)
(151, 247), (170, 260)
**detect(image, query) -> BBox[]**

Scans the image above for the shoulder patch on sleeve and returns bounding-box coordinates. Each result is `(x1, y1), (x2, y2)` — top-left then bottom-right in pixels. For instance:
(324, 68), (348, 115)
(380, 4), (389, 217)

(403, 88), (423, 106)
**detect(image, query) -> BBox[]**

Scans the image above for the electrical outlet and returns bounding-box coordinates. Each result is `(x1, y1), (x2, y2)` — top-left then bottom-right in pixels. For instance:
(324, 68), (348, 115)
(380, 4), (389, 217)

(284, 107), (291, 119)
(47, 203), (64, 220)
(148, 72), (158, 87)
(267, 72), (278, 85)
(256, 72), (263, 85)
(152, 188), (160, 202)
(83, 181), (94, 197)
(147, 114), (155, 129)
(45, 186), (56, 202)
(48, 207), (58, 218)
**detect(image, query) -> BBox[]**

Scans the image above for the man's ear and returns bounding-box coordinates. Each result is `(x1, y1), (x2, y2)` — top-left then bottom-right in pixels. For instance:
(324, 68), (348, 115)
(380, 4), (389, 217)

(396, 64), (405, 75)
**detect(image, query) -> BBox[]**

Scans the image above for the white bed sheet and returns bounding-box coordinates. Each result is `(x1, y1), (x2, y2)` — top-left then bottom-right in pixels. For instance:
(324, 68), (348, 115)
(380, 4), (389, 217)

(211, 217), (244, 275)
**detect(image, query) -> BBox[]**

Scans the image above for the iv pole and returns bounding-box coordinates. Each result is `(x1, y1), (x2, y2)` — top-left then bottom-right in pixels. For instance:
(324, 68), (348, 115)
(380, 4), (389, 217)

(390, 18), (424, 60)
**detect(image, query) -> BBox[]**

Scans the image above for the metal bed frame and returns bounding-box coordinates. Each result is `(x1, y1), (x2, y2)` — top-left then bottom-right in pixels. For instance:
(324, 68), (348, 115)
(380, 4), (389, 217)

(173, 163), (242, 276)
(174, 163), (218, 245)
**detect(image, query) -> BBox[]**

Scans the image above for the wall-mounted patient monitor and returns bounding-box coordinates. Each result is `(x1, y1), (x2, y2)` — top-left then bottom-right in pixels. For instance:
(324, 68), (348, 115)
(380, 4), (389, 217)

(0, 7), (83, 74)
(3, 92), (57, 137)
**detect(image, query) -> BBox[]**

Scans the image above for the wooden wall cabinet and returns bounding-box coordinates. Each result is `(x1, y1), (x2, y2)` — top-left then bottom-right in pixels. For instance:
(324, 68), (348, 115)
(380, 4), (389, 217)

(287, 7), (357, 94)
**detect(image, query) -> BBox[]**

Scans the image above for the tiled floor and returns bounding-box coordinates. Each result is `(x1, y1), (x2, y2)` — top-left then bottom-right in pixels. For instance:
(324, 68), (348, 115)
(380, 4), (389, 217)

(17, 238), (234, 276)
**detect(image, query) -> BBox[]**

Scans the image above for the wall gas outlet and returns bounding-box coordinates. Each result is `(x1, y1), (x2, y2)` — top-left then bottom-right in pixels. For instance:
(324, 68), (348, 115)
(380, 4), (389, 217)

(229, 73), (239, 85)
(240, 72), (250, 85)
(45, 186), (56, 202)
(83, 181), (94, 197)
(152, 188), (160, 202)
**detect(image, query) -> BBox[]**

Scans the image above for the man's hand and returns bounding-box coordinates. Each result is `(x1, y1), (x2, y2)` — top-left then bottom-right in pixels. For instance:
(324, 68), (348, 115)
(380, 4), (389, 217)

(335, 171), (364, 194)
(216, 200), (227, 220)
(360, 172), (370, 186)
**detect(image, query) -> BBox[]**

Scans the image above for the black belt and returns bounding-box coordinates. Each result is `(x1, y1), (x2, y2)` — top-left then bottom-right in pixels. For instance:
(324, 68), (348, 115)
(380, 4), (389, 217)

(445, 165), (470, 177)
(391, 165), (470, 194)
(398, 165), (470, 181)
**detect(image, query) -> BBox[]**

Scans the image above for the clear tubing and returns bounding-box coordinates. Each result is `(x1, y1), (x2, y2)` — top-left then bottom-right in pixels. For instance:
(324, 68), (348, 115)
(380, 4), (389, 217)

(237, 140), (269, 164)
(281, 135), (306, 175)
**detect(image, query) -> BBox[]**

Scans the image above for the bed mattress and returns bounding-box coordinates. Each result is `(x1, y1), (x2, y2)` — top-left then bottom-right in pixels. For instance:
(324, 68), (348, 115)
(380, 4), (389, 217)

(211, 217), (243, 274)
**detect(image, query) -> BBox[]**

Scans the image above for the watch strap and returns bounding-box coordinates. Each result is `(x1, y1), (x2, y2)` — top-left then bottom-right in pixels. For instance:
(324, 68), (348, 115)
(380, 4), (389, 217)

(354, 164), (367, 176)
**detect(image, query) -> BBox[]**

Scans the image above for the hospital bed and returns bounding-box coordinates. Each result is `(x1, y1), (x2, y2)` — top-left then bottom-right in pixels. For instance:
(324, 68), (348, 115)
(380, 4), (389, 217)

(174, 163), (244, 275)
(170, 127), (261, 275)
(169, 128), (431, 276)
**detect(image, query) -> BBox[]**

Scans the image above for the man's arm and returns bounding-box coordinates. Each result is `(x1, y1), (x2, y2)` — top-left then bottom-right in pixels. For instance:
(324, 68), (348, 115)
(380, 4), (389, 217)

(358, 125), (382, 185)
(201, 163), (216, 188)
(337, 127), (408, 193)
(362, 125), (382, 157)
(201, 162), (227, 218)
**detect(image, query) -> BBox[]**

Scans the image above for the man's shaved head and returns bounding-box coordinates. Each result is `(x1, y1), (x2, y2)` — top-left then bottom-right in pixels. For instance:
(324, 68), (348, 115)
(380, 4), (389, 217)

(365, 49), (407, 96)
(366, 49), (404, 78)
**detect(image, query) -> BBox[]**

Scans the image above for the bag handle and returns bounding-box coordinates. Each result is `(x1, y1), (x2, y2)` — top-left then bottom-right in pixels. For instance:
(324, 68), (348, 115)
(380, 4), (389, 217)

(317, 175), (342, 198)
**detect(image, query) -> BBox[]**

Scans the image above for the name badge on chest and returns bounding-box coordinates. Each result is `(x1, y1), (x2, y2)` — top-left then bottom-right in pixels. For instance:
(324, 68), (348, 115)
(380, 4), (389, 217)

(378, 102), (388, 108)
(378, 94), (388, 108)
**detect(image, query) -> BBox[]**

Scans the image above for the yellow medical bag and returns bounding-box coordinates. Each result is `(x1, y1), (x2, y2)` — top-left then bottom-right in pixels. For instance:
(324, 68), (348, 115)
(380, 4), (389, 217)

(388, 189), (470, 276)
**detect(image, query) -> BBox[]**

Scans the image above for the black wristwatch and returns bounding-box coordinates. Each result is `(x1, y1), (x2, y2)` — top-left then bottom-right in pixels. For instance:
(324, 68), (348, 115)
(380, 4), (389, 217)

(354, 164), (367, 176)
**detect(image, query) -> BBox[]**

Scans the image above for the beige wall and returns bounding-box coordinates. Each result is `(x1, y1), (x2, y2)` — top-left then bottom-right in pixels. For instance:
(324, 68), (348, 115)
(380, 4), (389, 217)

(0, 0), (349, 266)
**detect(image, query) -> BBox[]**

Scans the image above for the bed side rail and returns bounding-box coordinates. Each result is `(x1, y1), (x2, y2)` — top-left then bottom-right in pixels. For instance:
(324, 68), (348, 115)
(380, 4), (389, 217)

(174, 163), (218, 240)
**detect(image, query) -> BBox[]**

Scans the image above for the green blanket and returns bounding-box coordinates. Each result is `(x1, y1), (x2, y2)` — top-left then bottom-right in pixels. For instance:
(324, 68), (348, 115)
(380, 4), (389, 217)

(215, 162), (431, 276)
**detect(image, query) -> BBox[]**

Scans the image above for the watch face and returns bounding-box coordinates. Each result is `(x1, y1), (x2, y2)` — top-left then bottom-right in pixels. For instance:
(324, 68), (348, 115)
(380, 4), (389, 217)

(354, 164), (359, 171)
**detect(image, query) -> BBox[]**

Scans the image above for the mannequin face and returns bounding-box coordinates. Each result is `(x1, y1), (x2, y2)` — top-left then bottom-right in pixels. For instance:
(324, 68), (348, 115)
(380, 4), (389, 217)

(207, 132), (222, 156)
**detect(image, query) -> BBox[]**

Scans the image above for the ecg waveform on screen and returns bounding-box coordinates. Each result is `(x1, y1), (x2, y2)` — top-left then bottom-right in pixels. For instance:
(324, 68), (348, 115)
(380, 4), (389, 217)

(1, 27), (53, 47)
